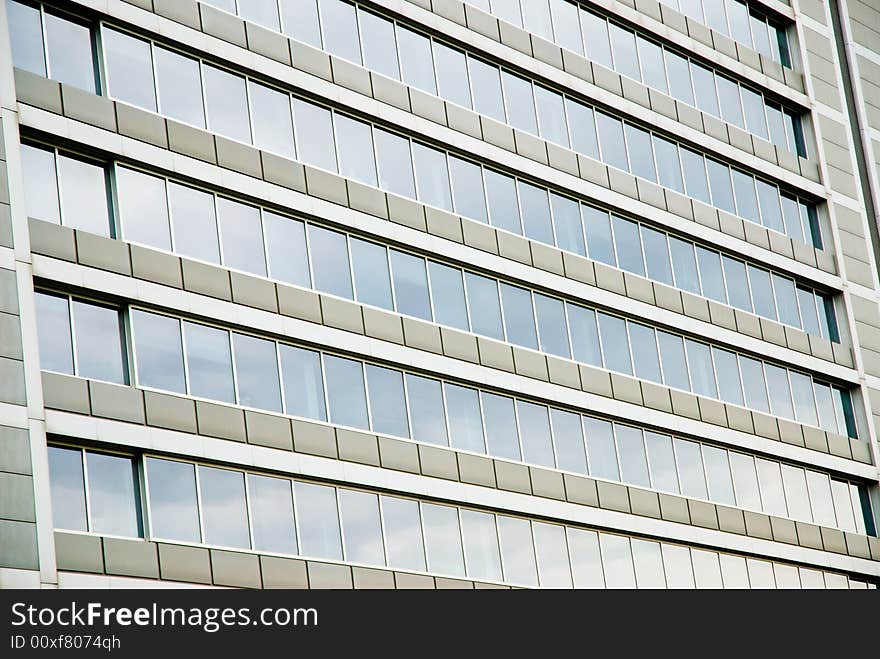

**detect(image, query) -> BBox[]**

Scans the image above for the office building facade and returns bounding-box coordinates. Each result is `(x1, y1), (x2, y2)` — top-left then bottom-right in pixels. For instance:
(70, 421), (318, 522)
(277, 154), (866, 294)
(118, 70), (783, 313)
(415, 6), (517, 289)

(1, 0), (879, 589)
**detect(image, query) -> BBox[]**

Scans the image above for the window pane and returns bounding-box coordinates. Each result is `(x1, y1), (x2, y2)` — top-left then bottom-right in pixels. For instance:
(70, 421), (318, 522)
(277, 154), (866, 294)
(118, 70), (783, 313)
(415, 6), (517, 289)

(381, 496), (425, 571)
(535, 85), (569, 147)
(351, 238), (392, 310)
(756, 179), (784, 233)
(339, 490), (384, 565)
(765, 364), (793, 419)
(233, 333), (281, 412)
(662, 544), (695, 589)
(248, 474), (297, 554)
(238, 0), (279, 28)
(696, 246), (726, 303)
(582, 10), (612, 68)
(391, 250), (432, 321)
(583, 417), (619, 481)
(48, 447), (86, 532)
(216, 198), (266, 276)
(681, 148), (710, 203)
(568, 304), (602, 367)
(449, 157), (487, 223)
(746, 559), (776, 589)
(519, 181), (554, 244)
(517, 401), (554, 468)
(435, 42), (471, 108)
(669, 236), (700, 295)
(522, 0), (552, 39)
(685, 339), (716, 398)
(675, 438), (707, 499)
(481, 392), (520, 461)
(757, 458), (787, 517)
(249, 82), (294, 157)
(335, 114), (377, 186)
(638, 37), (667, 93)
(280, 0), (321, 46)
(740, 356), (769, 413)
(117, 167), (170, 251)
(719, 554), (750, 589)
(831, 480), (856, 532)
(422, 503), (465, 576)
(294, 482), (342, 559)
(729, 452), (761, 511)
(728, 0), (751, 44)
(199, 466), (249, 549)
(293, 99), (337, 171)
(320, 0), (360, 63)
(534, 523), (572, 588)
(132, 311), (185, 393)
(550, 409), (586, 474)
(500, 283), (537, 349)
(72, 301), (126, 384)
(616, 425), (650, 488)
(567, 528), (604, 588)
(20, 145), (59, 223)
(485, 170), (522, 235)
(600, 534), (636, 588)
(468, 57), (506, 122)
(625, 124), (657, 182)
(642, 226), (673, 285)
(502, 72), (537, 134)
(629, 322), (661, 384)
(324, 355), (368, 429)
(8, 0), (45, 75)
(707, 159), (735, 214)
(691, 63), (719, 117)
(781, 465), (812, 522)
(658, 331), (689, 391)
(721, 256), (751, 312)
(169, 183), (220, 264)
(498, 516), (537, 586)
(665, 50), (694, 105)
(833, 388), (857, 437)
(154, 47), (204, 128)
(45, 13), (94, 92)
(397, 26), (435, 94)
(280, 345), (326, 421)
(465, 273), (503, 340)
(789, 371), (818, 426)
(551, 194), (585, 256)
(653, 136), (684, 194)
(406, 374), (447, 446)
(444, 383), (485, 453)
(612, 216), (644, 275)
(703, 446), (735, 505)
(550, 0), (582, 54)
(413, 144), (452, 211)
(805, 471), (835, 528)
(308, 225), (352, 298)
(645, 432), (678, 493)
(781, 195), (805, 243)
(598, 313), (632, 374)
(717, 76), (744, 128)
(766, 104), (787, 150)
(797, 288), (820, 337)
(566, 100), (599, 159)
(597, 112), (628, 171)
(101, 28), (156, 112)
(742, 87), (768, 139)
(57, 156), (110, 236)
(204, 65), (250, 143)
(366, 365), (409, 438)
(461, 510), (502, 582)
(146, 458), (199, 542)
(535, 294), (570, 358)
(732, 169), (760, 225)
(428, 262), (468, 331)
(35, 293), (73, 375)
(713, 347), (744, 406)
(359, 10), (399, 80)
(264, 213), (310, 287)
(692, 549), (723, 588)
(632, 539), (666, 589)
(375, 129), (414, 198)
(184, 322), (234, 403)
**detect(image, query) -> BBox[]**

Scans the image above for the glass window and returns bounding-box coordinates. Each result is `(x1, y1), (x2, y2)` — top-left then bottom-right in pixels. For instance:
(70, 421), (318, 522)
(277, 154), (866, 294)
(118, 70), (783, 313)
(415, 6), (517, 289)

(381, 496), (425, 571)
(199, 466), (249, 549)
(756, 180), (784, 233)
(117, 167), (170, 251)
(692, 549), (723, 588)
(280, 345), (326, 421)
(319, 0), (361, 63)
(397, 26), (436, 94)
(168, 183), (220, 264)
(729, 452), (761, 511)
(71, 301), (126, 384)
(249, 82), (294, 158)
(568, 304), (602, 367)
(335, 114), (377, 186)
(805, 471), (835, 528)
(756, 458), (787, 517)
(740, 356), (769, 413)
(696, 246), (726, 303)
(468, 57), (506, 122)
(612, 216), (644, 276)
(264, 213), (310, 288)
(146, 458), (199, 542)
(766, 105), (787, 150)
(764, 364), (793, 419)
(8, 0), (45, 75)
(281, 0), (322, 47)
(719, 554), (750, 589)
(721, 256), (751, 312)
(350, 238), (392, 311)
(339, 490), (385, 565)
(47, 447), (86, 532)
(45, 14), (95, 92)
(798, 568), (826, 590)
(184, 322), (234, 403)
(727, 0), (751, 45)
(366, 365), (409, 438)
(155, 47), (204, 128)
(567, 528), (604, 588)
(550, 409), (586, 474)
(814, 383), (836, 433)
(248, 474), (297, 554)
(712, 347), (744, 406)
(534, 523), (572, 588)
(428, 262), (468, 331)
(741, 86), (769, 140)
(732, 169), (760, 225)
(654, 137), (684, 194)
(746, 559), (776, 589)
(582, 206), (616, 266)
(669, 236), (700, 295)
(444, 383), (485, 453)
(500, 283), (537, 349)
(632, 539), (666, 589)
(662, 544), (695, 589)
(707, 159), (735, 214)
(679, 0), (703, 20)
(616, 425), (650, 488)
(581, 10), (612, 68)
(20, 145), (59, 224)
(781, 465), (812, 522)
(375, 129), (415, 198)
(83, 452), (139, 537)
(596, 112), (628, 172)
(294, 482), (342, 560)
(238, 0), (279, 29)
(789, 371), (818, 427)
(625, 125), (657, 182)
(566, 100), (599, 159)
(685, 339), (717, 398)
(517, 401), (555, 469)
(774, 564), (801, 589)
(481, 392), (520, 461)
(101, 28), (156, 112)
(465, 273), (503, 340)
(132, 311), (185, 394)
(35, 293), (73, 375)
(324, 355), (368, 429)
(522, 0), (553, 40)
(449, 157), (488, 223)
(641, 227), (673, 286)
(717, 76), (744, 129)
(390, 250), (432, 321)
(359, 10), (399, 80)
(498, 516), (537, 586)
(831, 480), (856, 532)
(413, 144), (452, 211)
(665, 50), (694, 105)
(583, 417), (619, 481)
(675, 438), (708, 499)
(203, 65), (250, 143)
(703, 446), (735, 505)
(645, 432), (678, 493)
(502, 72), (538, 135)
(797, 288), (820, 337)
(233, 333), (281, 412)
(461, 510), (502, 582)
(535, 86), (569, 147)
(422, 503), (465, 576)
(57, 155), (110, 236)
(308, 225), (352, 298)
(629, 323), (661, 384)
(406, 374), (447, 446)
(658, 331), (689, 391)
(681, 148), (710, 204)
(600, 533), (636, 588)
(690, 63), (719, 117)
(485, 170), (522, 235)
(435, 42), (471, 108)
(216, 198), (266, 276)
(550, 0), (582, 54)
(781, 195), (805, 243)
(535, 294), (570, 358)
(638, 37), (667, 93)
(292, 99), (337, 172)
(551, 194), (585, 256)
(833, 388), (857, 438)
(598, 313), (632, 375)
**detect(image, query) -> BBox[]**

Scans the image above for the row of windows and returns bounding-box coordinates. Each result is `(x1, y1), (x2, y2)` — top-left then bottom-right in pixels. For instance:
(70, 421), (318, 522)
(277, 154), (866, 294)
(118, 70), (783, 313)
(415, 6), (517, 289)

(19, 142), (838, 344)
(199, 0), (806, 157)
(47, 447), (874, 588)
(6, 3), (823, 249)
(34, 292), (873, 535)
